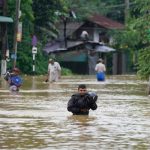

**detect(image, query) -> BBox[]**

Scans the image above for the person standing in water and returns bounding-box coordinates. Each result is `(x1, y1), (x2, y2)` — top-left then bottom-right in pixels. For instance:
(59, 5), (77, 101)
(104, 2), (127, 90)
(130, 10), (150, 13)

(47, 58), (61, 82)
(4, 67), (23, 92)
(95, 58), (106, 81)
(67, 84), (98, 115)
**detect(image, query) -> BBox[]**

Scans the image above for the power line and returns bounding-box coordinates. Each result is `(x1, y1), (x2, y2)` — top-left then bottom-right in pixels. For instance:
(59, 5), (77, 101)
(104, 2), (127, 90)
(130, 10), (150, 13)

(105, 2), (136, 9)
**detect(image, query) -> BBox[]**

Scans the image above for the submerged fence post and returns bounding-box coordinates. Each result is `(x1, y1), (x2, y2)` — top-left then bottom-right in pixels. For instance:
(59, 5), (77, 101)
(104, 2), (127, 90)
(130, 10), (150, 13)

(148, 76), (150, 95)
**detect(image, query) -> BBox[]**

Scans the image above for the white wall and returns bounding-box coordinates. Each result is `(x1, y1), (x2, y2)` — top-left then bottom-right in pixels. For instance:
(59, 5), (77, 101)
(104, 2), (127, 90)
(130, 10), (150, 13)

(93, 25), (100, 42)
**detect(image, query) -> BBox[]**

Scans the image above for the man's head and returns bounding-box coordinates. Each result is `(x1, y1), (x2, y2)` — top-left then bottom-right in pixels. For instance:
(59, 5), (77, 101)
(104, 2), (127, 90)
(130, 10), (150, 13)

(98, 58), (103, 63)
(12, 67), (20, 75)
(78, 84), (87, 95)
(49, 58), (54, 64)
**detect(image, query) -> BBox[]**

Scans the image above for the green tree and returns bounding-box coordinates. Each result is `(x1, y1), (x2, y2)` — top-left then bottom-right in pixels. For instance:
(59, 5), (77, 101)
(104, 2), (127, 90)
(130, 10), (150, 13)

(32, 0), (62, 44)
(130, 0), (150, 79)
(7, 0), (49, 74)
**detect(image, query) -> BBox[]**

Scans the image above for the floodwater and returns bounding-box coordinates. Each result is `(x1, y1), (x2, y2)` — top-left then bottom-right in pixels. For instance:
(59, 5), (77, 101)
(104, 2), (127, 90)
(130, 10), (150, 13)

(0, 75), (150, 150)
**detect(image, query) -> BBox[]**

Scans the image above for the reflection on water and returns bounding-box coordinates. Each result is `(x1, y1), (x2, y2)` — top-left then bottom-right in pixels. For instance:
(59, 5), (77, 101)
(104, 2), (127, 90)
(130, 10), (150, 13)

(0, 75), (150, 150)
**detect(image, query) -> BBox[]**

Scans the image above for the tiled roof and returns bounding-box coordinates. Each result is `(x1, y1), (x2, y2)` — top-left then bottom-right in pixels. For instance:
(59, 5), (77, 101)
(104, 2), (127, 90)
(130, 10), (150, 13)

(57, 14), (124, 39)
(44, 14), (124, 53)
(88, 14), (124, 29)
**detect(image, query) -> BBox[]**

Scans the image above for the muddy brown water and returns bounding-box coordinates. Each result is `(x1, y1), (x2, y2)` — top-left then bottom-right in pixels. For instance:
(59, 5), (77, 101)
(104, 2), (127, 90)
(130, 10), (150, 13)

(0, 75), (150, 150)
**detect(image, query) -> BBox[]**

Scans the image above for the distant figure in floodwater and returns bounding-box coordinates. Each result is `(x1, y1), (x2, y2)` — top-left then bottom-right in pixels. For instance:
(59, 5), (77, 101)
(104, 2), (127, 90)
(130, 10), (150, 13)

(4, 67), (23, 92)
(47, 58), (61, 82)
(95, 58), (106, 81)
(67, 84), (98, 115)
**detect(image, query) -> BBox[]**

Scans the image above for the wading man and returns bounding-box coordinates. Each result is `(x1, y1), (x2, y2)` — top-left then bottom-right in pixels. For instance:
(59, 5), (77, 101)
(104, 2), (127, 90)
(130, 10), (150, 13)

(67, 84), (98, 115)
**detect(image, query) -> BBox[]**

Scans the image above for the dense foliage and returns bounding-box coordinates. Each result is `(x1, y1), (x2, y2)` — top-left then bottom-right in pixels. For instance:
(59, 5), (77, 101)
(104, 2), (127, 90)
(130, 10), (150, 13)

(129, 0), (150, 79)
(7, 0), (51, 74)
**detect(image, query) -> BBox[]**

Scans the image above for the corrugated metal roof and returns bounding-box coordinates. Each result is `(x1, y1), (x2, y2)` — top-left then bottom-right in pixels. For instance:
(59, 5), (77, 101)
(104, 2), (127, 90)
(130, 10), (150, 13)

(43, 40), (115, 54)
(88, 14), (124, 29)
(0, 0), (3, 6)
(0, 16), (13, 23)
(43, 40), (84, 54)
(43, 40), (66, 53)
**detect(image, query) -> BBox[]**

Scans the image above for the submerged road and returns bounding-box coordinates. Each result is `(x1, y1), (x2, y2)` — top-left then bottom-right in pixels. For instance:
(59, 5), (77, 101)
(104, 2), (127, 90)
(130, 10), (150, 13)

(0, 75), (150, 150)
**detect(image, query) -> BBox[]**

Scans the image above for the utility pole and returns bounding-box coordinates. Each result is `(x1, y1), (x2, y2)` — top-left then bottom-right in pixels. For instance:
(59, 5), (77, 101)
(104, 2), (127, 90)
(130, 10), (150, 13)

(13, 0), (21, 68)
(121, 0), (130, 74)
(63, 18), (67, 48)
(124, 0), (130, 24)
(1, 0), (7, 76)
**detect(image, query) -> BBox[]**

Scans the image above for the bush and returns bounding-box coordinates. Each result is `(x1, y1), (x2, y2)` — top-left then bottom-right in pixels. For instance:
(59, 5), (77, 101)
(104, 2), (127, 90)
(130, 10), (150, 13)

(61, 67), (73, 76)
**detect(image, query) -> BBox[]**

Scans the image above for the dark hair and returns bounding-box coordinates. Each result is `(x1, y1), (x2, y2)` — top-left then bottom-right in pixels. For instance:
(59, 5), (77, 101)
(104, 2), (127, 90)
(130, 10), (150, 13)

(13, 67), (20, 72)
(78, 84), (86, 89)
(97, 58), (103, 63)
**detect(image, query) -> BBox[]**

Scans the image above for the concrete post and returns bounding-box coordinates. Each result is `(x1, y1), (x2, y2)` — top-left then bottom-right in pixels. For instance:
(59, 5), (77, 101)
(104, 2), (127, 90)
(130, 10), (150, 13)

(112, 53), (117, 75)
(1, 0), (7, 76)
(1, 60), (7, 76)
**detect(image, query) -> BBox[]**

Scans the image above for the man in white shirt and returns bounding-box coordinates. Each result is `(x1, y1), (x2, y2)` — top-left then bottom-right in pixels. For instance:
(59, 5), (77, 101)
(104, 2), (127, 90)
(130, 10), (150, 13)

(48, 59), (61, 82)
(95, 58), (106, 81)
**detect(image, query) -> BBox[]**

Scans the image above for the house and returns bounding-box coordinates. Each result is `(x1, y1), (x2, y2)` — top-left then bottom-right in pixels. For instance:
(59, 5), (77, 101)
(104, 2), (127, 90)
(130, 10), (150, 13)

(0, 0), (13, 75)
(44, 14), (124, 74)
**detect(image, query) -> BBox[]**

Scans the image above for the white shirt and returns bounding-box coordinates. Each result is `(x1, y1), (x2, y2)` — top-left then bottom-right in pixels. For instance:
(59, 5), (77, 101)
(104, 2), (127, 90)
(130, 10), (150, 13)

(48, 62), (61, 82)
(48, 62), (61, 73)
(95, 63), (106, 72)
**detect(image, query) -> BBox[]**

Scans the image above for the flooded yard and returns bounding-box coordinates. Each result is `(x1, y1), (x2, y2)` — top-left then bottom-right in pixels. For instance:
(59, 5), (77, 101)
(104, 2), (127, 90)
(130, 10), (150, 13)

(0, 75), (150, 150)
